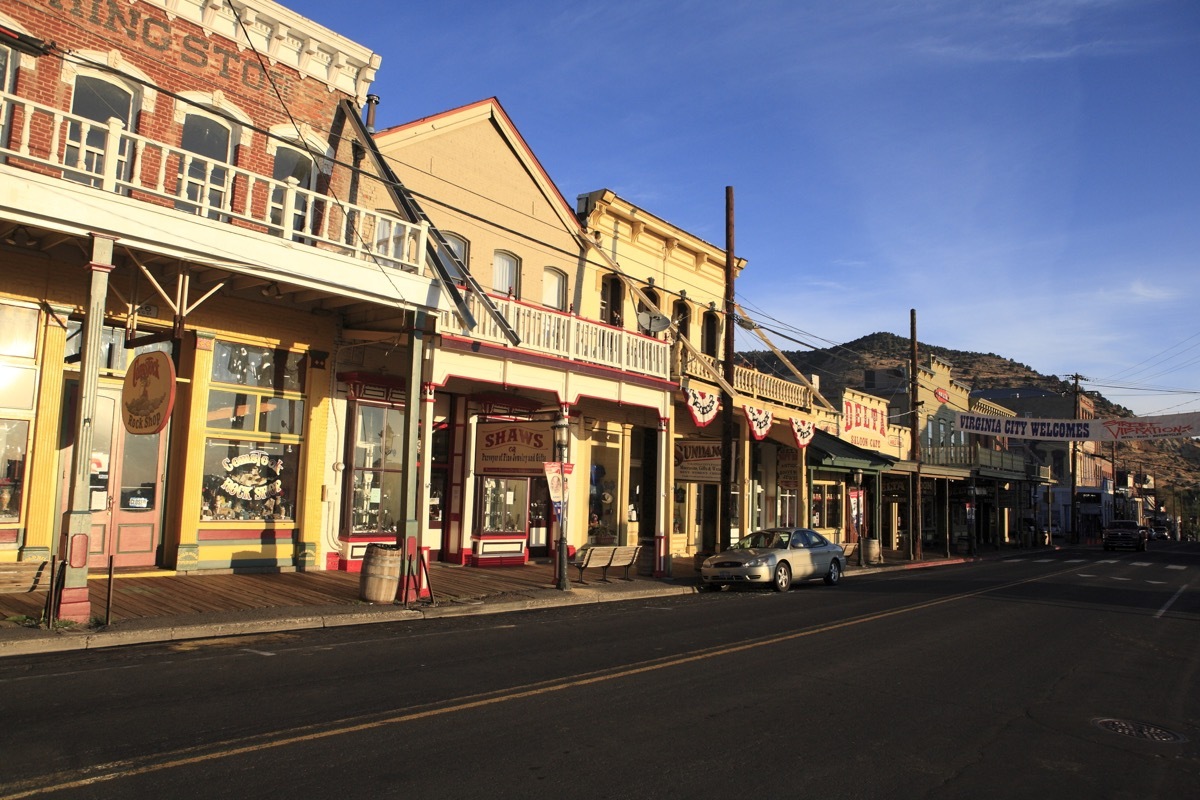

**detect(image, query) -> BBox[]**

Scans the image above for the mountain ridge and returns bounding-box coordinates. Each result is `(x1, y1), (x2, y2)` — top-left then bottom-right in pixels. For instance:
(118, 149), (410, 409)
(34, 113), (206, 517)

(742, 331), (1200, 498)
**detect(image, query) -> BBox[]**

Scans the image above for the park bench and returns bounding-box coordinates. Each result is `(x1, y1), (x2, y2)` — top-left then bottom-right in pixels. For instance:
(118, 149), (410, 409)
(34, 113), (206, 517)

(570, 545), (642, 583)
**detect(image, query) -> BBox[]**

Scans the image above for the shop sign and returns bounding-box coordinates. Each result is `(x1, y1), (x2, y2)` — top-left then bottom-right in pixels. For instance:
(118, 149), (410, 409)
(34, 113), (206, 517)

(121, 351), (175, 434)
(777, 447), (799, 489)
(882, 475), (908, 498)
(842, 396), (887, 450)
(476, 422), (553, 475)
(675, 439), (725, 483)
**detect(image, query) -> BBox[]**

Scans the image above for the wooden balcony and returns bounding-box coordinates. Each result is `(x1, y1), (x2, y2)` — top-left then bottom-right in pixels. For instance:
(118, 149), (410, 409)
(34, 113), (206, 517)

(926, 444), (1034, 478)
(437, 294), (671, 381)
(0, 89), (426, 273)
(686, 354), (813, 412)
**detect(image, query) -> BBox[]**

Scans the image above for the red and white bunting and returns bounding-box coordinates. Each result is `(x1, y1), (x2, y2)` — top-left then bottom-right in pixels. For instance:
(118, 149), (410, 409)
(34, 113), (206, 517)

(744, 405), (773, 440)
(791, 417), (815, 448)
(686, 388), (720, 427)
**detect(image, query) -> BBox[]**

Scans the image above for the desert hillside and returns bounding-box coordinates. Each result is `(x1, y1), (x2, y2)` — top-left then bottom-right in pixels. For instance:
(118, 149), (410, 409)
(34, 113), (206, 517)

(742, 332), (1200, 497)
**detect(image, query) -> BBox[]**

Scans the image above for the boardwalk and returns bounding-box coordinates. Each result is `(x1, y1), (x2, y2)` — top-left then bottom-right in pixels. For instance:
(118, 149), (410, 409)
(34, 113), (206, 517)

(0, 559), (681, 628)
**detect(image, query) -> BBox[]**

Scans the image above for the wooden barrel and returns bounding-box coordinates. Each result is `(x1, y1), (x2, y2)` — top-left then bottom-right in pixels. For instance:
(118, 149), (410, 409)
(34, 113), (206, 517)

(864, 539), (882, 564)
(359, 543), (402, 603)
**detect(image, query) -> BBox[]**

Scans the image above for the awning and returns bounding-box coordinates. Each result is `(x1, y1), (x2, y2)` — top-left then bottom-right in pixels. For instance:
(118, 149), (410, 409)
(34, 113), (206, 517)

(807, 428), (896, 474)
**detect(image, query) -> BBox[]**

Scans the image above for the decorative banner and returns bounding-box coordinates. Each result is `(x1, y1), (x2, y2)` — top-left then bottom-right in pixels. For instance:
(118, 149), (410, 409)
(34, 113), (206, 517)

(955, 411), (1200, 442)
(791, 417), (815, 448)
(744, 406), (773, 440)
(122, 350), (176, 434)
(686, 388), (719, 427)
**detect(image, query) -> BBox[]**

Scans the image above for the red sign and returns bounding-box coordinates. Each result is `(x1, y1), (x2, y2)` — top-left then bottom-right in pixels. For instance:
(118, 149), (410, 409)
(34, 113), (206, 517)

(934, 388), (950, 404)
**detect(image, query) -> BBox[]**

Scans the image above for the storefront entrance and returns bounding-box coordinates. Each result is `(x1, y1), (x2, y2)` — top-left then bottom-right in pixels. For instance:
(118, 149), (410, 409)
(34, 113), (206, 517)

(62, 382), (168, 568)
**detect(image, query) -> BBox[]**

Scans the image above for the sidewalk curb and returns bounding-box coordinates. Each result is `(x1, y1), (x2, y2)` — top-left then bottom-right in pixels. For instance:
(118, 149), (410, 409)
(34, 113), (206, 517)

(0, 548), (1043, 658)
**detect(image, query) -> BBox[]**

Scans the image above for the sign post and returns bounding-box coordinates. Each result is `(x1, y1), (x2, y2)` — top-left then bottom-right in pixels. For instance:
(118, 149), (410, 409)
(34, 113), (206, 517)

(544, 460), (574, 589)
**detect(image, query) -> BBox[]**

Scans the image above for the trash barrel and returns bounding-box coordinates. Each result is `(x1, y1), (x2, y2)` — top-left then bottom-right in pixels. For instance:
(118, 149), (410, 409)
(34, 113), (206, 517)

(359, 543), (402, 603)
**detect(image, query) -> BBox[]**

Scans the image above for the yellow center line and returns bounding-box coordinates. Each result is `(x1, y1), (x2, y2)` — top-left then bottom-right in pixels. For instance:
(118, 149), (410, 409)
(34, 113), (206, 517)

(0, 565), (1080, 799)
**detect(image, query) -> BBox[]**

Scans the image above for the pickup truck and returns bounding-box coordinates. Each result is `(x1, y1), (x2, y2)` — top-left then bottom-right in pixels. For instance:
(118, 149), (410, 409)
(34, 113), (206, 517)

(1102, 519), (1148, 552)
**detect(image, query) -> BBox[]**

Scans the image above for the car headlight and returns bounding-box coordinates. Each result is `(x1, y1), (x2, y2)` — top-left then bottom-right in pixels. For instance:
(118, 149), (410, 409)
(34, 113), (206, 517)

(743, 556), (770, 568)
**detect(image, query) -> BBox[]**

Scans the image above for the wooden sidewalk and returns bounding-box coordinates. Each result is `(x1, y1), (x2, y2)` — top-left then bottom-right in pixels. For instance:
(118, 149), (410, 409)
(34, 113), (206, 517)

(0, 558), (682, 627)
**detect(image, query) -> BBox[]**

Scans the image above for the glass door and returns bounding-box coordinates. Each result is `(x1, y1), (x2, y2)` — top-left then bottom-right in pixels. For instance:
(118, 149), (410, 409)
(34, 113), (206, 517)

(62, 382), (168, 568)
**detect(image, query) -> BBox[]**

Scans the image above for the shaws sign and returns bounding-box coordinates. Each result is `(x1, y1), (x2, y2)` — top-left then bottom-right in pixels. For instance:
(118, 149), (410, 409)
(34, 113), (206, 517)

(475, 422), (554, 475)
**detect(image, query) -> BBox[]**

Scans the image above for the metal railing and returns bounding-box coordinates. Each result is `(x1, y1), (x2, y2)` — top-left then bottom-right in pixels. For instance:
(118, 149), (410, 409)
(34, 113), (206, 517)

(0, 90), (427, 272)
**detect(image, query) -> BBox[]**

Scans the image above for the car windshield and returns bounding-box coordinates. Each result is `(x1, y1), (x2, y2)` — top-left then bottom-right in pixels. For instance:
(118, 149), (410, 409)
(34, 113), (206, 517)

(1109, 520), (1141, 529)
(735, 531), (787, 549)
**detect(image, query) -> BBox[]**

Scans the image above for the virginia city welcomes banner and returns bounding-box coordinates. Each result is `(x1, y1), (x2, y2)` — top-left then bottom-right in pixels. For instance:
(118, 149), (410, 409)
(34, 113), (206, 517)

(954, 411), (1200, 442)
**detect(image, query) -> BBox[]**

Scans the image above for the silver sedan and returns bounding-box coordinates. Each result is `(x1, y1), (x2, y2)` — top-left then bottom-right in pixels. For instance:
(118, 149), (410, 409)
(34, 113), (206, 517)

(700, 528), (846, 592)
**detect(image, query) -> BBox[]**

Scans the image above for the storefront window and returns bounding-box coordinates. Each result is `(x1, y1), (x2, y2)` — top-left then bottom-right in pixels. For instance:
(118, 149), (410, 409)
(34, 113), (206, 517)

(0, 419), (28, 522)
(348, 403), (405, 533)
(200, 440), (298, 521)
(810, 481), (843, 531)
(203, 340), (305, 522)
(589, 442), (620, 544)
(480, 477), (527, 532)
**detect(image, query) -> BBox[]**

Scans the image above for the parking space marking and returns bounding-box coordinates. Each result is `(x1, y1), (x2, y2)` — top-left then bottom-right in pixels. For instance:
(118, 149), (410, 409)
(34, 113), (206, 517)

(1167, 565), (1186, 570)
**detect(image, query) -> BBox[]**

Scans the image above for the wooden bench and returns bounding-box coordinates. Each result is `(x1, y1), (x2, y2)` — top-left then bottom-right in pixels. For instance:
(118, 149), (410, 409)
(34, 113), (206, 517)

(570, 545), (642, 583)
(0, 561), (48, 594)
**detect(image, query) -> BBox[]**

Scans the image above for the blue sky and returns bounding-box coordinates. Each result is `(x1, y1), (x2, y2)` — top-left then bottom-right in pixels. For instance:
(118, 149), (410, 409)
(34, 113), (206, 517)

(288, 0), (1200, 417)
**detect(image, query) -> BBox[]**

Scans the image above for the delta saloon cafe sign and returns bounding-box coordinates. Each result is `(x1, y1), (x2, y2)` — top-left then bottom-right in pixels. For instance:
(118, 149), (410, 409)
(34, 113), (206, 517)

(475, 421), (555, 475)
(843, 389), (889, 451)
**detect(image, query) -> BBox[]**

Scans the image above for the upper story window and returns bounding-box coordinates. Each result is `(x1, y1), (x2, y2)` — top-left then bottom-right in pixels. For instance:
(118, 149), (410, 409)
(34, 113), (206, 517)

(374, 214), (418, 272)
(269, 143), (317, 237)
(637, 289), (662, 335)
(701, 308), (721, 357)
(600, 274), (623, 327)
(542, 267), (567, 311)
(441, 232), (469, 281)
(0, 41), (16, 92)
(673, 299), (690, 340)
(66, 75), (136, 188)
(177, 109), (232, 218)
(493, 251), (520, 297)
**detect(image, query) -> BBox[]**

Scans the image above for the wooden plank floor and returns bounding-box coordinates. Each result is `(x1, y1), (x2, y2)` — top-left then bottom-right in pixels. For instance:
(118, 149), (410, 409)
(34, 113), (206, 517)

(0, 561), (568, 625)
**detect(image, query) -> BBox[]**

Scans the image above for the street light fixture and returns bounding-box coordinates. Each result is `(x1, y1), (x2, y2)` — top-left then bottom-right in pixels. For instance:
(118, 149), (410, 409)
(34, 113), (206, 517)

(551, 412), (571, 592)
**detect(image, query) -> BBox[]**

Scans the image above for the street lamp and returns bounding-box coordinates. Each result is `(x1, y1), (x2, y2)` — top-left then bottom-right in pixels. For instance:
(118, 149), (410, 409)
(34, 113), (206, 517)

(852, 469), (866, 567)
(552, 412), (571, 592)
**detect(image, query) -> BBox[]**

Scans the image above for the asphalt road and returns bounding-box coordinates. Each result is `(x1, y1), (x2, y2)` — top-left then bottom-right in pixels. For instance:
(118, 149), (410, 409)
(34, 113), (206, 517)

(1, 545), (1197, 799)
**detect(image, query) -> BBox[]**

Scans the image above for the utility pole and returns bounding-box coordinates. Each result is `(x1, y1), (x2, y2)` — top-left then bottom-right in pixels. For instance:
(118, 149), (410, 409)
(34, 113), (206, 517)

(1067, 373), (1084, 545)
(718, 186), (736, 553)
(910, 309), (922, 561)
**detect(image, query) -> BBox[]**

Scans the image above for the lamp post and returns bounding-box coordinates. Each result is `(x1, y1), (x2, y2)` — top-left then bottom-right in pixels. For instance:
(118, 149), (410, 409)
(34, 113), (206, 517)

(853, 468), (866, 567)
(552, 412), (571, 592)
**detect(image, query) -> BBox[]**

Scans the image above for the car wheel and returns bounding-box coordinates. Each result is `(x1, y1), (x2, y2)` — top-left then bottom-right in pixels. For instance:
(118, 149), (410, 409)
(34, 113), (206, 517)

(824, 560), (841, 586)
(772, 562), (792, 592)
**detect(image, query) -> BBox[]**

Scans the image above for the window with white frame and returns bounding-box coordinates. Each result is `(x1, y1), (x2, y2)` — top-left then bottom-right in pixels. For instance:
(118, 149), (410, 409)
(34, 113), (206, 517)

(373, 214), (418, 270)
(177, 109), (232, 218)
(542, 267), (567, 310)
(493, 251), (520, 297)
(65, 74), (136, 188)
(441, 232), (469, 281)
(269, 143), (317, 237)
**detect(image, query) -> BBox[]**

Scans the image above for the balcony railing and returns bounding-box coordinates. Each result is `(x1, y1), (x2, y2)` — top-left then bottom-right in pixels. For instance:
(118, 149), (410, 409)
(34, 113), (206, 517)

(0, 90), (426, 272)
(926, 444), (1028, 475)
(437, 294), (670, 380)
(687, 354), (813, 412)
